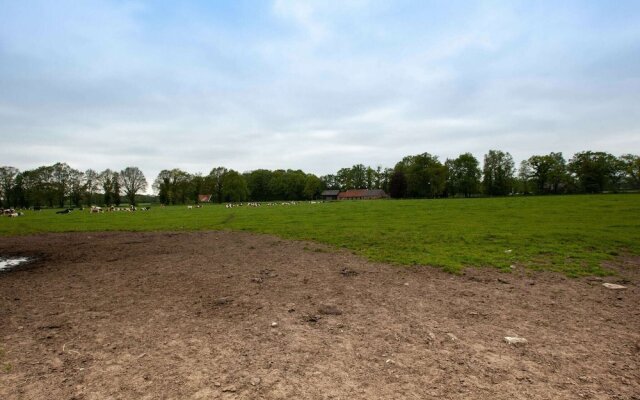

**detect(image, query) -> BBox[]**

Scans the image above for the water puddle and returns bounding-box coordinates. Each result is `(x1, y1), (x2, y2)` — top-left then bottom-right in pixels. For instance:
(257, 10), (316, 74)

(0, 257), (30, 271)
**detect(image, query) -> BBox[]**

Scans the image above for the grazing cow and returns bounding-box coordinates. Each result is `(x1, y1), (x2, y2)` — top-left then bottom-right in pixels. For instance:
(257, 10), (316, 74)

(187, 205), (193, 209)
(56, 209), (72, 214)
(90, 206), (103, 213)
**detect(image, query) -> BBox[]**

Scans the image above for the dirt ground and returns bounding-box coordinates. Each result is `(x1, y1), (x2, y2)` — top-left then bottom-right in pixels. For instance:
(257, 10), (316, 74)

(0, 231), (638, 400)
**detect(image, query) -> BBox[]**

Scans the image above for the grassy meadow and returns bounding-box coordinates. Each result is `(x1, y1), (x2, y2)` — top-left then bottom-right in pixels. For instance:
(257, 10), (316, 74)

(1, 194), (639, 276)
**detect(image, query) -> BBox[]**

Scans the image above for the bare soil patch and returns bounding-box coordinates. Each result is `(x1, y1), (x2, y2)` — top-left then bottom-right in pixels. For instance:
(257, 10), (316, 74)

(0, 231), (638, 399)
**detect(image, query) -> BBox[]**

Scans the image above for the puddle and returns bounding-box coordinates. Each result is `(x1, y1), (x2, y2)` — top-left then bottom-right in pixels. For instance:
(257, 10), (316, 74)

(0, 257), (30, 271)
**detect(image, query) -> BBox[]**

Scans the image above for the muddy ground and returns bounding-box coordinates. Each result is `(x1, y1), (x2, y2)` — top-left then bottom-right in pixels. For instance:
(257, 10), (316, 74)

(0, 231), (638, 399)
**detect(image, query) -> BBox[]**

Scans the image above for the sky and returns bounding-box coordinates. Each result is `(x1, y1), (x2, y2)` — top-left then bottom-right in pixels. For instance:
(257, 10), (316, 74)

(1, 0), (639, 190)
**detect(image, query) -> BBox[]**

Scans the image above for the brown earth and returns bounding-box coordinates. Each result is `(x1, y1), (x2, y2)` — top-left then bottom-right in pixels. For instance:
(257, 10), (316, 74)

(0, 231), (638, 399)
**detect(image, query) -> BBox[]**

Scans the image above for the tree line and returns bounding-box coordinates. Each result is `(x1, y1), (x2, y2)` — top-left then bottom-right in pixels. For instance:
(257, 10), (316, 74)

(1, 150), (638, 208)
(0, 163), (148, 208)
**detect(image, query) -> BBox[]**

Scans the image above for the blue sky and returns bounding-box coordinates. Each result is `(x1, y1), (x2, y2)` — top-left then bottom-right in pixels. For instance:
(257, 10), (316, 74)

(1, 0), (639, 186)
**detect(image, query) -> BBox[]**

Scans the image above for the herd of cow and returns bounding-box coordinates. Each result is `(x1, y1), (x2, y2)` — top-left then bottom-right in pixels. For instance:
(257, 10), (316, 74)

(1, 208), (24, 217)
(88, 205), (151, 213)
(223, 201), (311, 208)
(2, 201), (325, 218)
(0, 205), (152, 217)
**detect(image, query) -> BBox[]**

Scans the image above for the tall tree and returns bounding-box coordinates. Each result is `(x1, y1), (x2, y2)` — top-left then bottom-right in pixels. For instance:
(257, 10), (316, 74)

(336, 168), (353, 190)
(568, 151), (619, 193)
(389, 170), (407, 198)
(482, 150), (515, 196)
(68, 169), (86, 207)
(303, 174), (325, 200)
(120, 167), (148, 206)
(0, 166), (19, 208)
(221, 170), (248, 202)
(84, 169), (100, 206)
(99, 169), (117, 205)
(246, 169), (273, 201)
(320, 174), (338, 190)
(208, 167), (228, 203)
(524, 152), (567, 194)
(152, 169), (191, 204)
(619, 154), (640, 189)
(395, 153), (447, 198)
(51, 162), (74, 207)
(112, 173), (122, 206)
(447, 153), (481, 197)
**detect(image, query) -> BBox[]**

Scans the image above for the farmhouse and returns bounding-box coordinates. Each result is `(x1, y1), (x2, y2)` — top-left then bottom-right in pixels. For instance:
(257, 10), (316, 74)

(320, 190), (340, 201)
(338, 189), (389, 200)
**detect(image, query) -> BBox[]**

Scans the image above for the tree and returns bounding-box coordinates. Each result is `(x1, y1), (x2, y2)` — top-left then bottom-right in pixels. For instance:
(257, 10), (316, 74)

(303, 174), (325, 200)
(517, 160), (533, 195)
(447, 153), (481, 197)
(336, 168), (353, 190)
(221, 170), (248, 202)
(120, 167), (147, 206)
(0, 166), (19, 208)
(619, 154), (640, 190)
(351, 164), (367, 189)
(152, 169), (191, 204)
(389, 170), (407, 198)
(524, 152), (567, 194)
(246, 169), (273, 201)
(99, 169), (117, 205)
(320, 174), (338, 190)
(568, 151), (619, 193)
(112, 172), (122, 206)
(51, 162), (74, 207)
(153, 170), (172, 204)
(482, 150), (515, 196)
(395, 153), (447, 198)
(68, 169), (86, 207)
(208, 167), (228, 203)
(84, 169), (100, 206)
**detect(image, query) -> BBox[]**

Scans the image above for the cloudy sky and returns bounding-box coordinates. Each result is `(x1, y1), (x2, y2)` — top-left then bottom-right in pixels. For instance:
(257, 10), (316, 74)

(1, 0), (639, 188)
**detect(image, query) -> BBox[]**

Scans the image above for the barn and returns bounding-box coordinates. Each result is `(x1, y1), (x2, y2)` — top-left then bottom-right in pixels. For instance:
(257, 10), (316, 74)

(338, 189), (389, 200)
(320, 190), (340, 201)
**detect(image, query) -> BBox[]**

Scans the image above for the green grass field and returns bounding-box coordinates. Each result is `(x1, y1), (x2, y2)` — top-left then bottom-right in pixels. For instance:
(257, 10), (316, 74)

(2, 195), (639, 276)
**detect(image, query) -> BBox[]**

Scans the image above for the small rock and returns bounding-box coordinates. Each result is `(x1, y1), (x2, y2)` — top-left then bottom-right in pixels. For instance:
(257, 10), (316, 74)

(446, 333), (458, 341)
(509, 265), (516, 270)
(222, 386), (237, 393)
(214, 297), (232, 305)
(497, 278), (510, 284)
(603, 283), (626, 290)
(340, 267), (359, 277)
(250, 377), (261, 386)
(271, 322), (278, 328)
(403, 282), (409, 286)
(318, 304), (342, 315)
(504, 336), (528, 345)
(303, 314), (320, 323)
(251, 277), (263, 283)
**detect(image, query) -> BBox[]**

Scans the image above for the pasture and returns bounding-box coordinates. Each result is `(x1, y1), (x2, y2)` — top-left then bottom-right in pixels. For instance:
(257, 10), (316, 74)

(2, 194), (639, 276)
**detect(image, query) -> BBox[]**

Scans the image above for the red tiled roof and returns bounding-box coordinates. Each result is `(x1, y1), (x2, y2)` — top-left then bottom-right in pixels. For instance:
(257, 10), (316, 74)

(338, 189), (387, 199)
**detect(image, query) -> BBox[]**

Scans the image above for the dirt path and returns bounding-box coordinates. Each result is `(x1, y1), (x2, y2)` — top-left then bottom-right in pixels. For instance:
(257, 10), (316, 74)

(0, 231), (638, 399)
